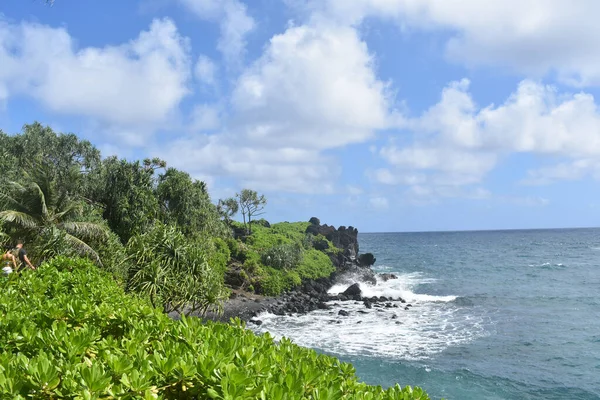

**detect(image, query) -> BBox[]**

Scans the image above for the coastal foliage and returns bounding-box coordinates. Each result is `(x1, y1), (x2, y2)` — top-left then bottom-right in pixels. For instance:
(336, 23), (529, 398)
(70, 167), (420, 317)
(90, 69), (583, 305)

(231, 221), (336, 295)
(0, 164), (109, 264)
(126, 223), (229, 316)
(0, 257), (430, 399)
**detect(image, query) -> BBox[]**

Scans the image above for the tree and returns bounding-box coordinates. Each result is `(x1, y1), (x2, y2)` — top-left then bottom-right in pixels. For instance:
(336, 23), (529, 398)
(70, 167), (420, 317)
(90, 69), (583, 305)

(126, 223), (228, 315)
(156, 168), (225, 237)
(217, 197), (239, 225)
(236, 189), (266, 234)
(0, 123), (101, 199)
(88, 157), (162, 244)
(0, 166), (109, 264)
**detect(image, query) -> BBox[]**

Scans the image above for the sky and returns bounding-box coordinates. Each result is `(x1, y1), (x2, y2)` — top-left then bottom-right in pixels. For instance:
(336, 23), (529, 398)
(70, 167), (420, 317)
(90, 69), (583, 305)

(2, 0), (600, 232)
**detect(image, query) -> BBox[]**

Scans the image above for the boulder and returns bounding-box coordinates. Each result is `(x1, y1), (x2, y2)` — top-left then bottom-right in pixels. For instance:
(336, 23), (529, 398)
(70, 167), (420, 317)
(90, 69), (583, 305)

(358, 253), (376, 267)
(379, 273), (398, 281)
(342, 283), (361, 297)
(338, 310), (350, 316)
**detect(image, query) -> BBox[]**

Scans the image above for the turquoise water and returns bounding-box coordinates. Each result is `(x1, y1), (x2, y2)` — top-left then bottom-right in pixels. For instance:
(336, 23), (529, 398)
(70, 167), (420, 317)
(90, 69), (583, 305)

(254, 228), (600, 399)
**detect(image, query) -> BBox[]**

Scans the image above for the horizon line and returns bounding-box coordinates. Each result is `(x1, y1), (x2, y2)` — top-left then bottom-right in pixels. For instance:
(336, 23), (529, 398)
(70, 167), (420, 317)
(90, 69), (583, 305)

(360, 226), (600, 234)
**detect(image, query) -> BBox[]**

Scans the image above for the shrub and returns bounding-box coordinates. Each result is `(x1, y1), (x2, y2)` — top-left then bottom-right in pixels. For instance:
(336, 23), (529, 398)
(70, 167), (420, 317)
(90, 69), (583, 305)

(126, 223), (228, 316)
(261, 243), (302, 270)
(296, 249), (336, 280)
(0, 257), (431, 399)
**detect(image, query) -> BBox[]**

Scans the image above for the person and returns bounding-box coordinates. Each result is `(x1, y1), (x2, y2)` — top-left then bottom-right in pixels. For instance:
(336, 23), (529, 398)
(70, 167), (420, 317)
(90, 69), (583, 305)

(1, 245), (17, 275)
(15, 240), (36, 271)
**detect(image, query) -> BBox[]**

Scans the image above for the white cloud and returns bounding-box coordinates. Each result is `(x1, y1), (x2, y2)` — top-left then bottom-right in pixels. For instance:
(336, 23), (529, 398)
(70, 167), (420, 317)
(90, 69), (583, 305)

(500, 196), (550, 207)
(346, 185), (364, 195)
(231, 23), (390, 150)
(194, 55), (217, 85)
(189, 104), (221, 131)
(154, 134), (339, 194)
(158, 20), (392, 193)
(311, 0), (600, 86)
(377, 79), (600, 194)
(522, 159), (600, 185)
(369, 196), (389, 210)
(0, 18), (190, 129)
(179, 0), (255, 65)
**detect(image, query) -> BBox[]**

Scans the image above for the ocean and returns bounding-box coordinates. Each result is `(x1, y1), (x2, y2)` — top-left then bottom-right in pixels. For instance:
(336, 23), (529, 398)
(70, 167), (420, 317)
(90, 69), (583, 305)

(250, 228), (600, 399)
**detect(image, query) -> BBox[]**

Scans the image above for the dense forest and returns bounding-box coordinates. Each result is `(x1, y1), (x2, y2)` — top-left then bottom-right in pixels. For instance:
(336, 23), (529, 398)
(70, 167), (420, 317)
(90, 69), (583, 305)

(0, 123), (337, 314)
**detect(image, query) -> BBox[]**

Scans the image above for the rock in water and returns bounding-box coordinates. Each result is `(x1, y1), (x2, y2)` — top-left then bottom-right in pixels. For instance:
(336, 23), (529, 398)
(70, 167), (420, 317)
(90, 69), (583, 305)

(338, 310), (350, 316)
(379, 273), (398, 281)
(342, 283), (361, 297)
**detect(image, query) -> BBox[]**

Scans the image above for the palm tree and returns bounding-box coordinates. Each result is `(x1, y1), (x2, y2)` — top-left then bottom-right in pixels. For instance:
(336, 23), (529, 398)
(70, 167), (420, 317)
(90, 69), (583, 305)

(0, 167), (109, 263)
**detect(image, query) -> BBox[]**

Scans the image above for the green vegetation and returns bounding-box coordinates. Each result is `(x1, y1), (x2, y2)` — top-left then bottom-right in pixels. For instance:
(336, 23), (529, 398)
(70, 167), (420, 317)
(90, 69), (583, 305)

(229, 221), (336, 295)
(0, 123), (433, 398)
(0, 257), (430, 399)
(0, 124), (335, 299)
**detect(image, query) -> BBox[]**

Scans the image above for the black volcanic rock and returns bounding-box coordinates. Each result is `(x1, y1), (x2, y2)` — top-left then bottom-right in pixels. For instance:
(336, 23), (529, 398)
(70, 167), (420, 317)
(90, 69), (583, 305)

(379, 273), (398, 281)
(358, 253), (376, 267)
(342, 283), (361, 297)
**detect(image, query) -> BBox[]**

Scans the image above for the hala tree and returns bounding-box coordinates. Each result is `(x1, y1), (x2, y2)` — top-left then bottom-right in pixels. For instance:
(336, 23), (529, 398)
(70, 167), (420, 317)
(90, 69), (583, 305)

(236, 189), (266, 235)
(126, 223), (228, 315)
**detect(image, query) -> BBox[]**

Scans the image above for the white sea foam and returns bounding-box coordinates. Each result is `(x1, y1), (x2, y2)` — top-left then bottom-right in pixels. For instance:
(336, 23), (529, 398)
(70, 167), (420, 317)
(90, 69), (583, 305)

(249, 271), (487, 360)
(328, 272), (456, 303)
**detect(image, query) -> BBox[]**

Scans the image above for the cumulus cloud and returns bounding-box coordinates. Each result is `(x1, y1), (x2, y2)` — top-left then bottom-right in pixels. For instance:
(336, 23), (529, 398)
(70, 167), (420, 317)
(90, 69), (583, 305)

(377, 79), (600, 194)
(179, 0), (255, 65)
(231, 23), (390, 150)
(154, 134), (339, 194)
(309, 0), (600, 86)
(162, 21), (392, 192)
(0, 18), (190, 129)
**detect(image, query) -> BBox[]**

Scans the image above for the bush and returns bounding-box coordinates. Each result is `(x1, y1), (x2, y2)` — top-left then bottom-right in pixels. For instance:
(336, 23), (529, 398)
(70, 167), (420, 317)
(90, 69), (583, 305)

(296, 249), (336, 280)
(0, 257), (431, 399)
(261, 243), (302, 270)
(126, 223), (228, 315)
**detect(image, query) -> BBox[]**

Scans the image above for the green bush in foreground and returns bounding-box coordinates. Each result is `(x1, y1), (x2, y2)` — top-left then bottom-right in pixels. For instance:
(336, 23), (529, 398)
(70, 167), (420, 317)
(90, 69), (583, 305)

(0, 257), (431, 399)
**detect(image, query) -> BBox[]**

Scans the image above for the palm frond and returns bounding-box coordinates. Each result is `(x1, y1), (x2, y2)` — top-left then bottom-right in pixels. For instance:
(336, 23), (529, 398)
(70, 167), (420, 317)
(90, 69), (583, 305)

(0, 191), (27, 212)
(30, 182), (48, 219)
(0, 210), (39, 229)
(59, 221), (109, 240)
(53, 202), (83, 222)
(62, 233), (102, 265)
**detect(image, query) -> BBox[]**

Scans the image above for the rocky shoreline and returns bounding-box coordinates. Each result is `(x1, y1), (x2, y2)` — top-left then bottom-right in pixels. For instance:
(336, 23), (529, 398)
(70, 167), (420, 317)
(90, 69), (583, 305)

(202, 219), (412, 325)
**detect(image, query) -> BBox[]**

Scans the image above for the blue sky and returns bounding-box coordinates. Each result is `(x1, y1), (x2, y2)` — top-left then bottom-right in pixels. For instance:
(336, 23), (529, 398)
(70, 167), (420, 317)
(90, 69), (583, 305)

(2, 0), (600, 232)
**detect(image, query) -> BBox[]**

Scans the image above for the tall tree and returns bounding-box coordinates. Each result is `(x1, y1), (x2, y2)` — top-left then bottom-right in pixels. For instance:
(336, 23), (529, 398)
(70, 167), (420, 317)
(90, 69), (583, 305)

(0, 165), (109, 263)
(0, 123), (101, 198)
(156, 168), (225, 237)
(236, 189), (267, 234)
(88, 157), (163, 244)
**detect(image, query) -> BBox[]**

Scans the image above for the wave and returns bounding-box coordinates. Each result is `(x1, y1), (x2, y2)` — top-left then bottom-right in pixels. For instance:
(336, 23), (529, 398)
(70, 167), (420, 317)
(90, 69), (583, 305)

(250, 271), (487, 360)
(328, 272), (457, 303)
(527, 262), (567, 269)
